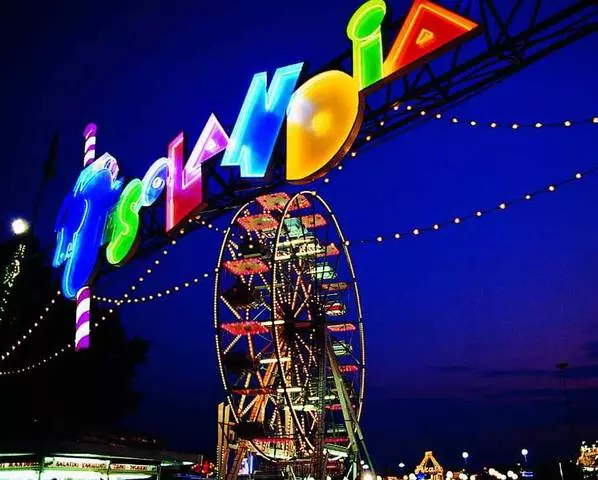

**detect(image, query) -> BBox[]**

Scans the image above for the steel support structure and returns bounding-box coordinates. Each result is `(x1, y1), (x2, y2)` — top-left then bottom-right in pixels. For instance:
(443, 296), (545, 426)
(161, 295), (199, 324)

(122, 0), (596, 264)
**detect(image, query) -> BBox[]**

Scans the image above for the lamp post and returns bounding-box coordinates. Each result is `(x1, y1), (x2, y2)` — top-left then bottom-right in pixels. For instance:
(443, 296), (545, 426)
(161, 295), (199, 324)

(462, 452), (469, 471)
(521, 449), (528, 467)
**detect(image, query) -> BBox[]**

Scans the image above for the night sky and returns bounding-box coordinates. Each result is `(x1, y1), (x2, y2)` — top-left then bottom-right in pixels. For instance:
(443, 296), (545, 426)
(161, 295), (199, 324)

(2, 0), (598, 471)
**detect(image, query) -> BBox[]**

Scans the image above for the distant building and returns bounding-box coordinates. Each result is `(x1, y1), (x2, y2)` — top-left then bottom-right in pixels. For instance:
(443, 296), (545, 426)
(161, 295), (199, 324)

(414, 451), (443, 480)
(578, 441), (598, 479)
(0, 433), (204, 480)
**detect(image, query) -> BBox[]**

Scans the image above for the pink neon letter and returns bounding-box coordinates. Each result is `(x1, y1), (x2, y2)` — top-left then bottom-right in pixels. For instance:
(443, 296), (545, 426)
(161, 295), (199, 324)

(165, 114), (229, 232)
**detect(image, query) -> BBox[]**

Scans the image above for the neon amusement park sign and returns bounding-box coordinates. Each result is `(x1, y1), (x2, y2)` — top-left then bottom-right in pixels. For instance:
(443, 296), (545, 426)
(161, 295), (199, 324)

(53, 0), (478, 310)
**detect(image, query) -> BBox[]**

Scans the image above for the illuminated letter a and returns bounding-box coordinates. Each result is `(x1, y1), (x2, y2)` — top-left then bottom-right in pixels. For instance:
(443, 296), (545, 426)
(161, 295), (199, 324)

(286, 71), (363, 183)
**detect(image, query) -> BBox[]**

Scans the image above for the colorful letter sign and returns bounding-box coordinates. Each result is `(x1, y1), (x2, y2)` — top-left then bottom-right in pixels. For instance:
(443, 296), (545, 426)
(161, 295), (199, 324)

(166, 114), (229, 232)
(220, 63), (303, 178)
(54, 0), (480, 305)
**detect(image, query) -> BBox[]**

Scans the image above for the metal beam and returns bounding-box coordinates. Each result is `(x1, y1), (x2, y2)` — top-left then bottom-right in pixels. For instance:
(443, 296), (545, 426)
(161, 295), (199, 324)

(123, 0), (597, 265)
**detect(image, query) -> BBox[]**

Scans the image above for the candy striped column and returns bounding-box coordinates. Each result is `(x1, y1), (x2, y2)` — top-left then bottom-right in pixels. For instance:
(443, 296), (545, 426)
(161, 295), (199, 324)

(75, 286), (91, 351)
(74, 123), (97, 351)
(83, 123), (97, 167)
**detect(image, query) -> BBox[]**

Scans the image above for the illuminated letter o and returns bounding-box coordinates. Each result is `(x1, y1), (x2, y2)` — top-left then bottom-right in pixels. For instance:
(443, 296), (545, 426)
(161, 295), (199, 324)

(286, 70), (363, 184)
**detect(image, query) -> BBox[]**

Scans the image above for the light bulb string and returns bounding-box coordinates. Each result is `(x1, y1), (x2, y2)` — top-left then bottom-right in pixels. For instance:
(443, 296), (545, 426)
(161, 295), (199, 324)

(0, 290), (62, 365)
(318, 113), (598, 185)
(96, 167), (597, 303)
(350, 167), (596, 246)
(93, 217), (221, 305)
(0, 307), (117, 376)
(119, 272), (214, 305)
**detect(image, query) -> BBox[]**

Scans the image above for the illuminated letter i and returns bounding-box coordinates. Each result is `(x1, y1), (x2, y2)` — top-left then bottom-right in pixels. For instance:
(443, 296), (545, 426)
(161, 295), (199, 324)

(347, 0), (387, 90)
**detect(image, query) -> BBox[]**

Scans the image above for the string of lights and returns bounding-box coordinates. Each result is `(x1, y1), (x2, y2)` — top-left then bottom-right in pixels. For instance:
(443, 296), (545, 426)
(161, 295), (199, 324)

(121, 271), (214, 305)
(349, 167), (596, 246)
(0, 243), (27, 327)
(399, 109), (598, 130)
(93, 216), (220, 305)
(0, 290), (62, 363)
(0, 308), (116, 377)
(97, 167), (598, 306)
(319, 112), (598, 185)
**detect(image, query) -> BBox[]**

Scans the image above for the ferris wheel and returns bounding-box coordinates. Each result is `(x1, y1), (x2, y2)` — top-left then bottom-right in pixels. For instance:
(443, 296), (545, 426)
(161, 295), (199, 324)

(214, 191), (371, 480)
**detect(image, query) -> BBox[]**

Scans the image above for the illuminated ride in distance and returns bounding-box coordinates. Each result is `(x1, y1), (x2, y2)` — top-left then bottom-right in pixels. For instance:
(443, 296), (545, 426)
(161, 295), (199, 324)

(214, 191), (370, 480)
(52, 0), (479, 307)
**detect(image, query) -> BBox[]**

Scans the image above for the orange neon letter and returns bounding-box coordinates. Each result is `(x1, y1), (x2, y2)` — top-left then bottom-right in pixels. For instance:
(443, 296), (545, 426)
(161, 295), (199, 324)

(383, 0), (478, 78)
(286, 71), (363, 184)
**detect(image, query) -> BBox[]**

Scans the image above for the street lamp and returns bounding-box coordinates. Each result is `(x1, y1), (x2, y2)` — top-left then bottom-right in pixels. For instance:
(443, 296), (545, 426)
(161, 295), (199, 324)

(462, 452), (469, 470)
(11, 218), (29, 236)
(521, 449), (528, 466)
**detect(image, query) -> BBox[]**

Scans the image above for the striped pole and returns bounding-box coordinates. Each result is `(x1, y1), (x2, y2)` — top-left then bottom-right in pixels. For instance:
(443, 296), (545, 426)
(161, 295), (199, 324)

(83, 123), (97, 167)
(75, 286), (91, 351)
(75, 123), (97, 350)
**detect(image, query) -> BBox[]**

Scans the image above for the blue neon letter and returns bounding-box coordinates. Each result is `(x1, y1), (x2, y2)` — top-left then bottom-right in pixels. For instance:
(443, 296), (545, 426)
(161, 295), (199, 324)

(220, 62), (303, 178)
(53, 158), (123, 299)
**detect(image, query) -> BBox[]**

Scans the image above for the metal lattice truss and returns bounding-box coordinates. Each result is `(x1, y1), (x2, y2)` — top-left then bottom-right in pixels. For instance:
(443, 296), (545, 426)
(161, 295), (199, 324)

(130, 0), (597, 262)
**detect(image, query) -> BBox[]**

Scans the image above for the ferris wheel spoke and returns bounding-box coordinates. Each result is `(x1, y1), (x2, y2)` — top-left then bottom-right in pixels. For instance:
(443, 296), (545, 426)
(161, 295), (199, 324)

(223, 334), (242, 355)
(220, 296), (244, 321)
(240, 395), (260, 418)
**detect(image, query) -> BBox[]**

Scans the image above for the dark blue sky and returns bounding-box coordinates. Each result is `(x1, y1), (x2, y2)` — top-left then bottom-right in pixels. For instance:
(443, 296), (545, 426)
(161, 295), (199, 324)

(2, 0), (598, 471)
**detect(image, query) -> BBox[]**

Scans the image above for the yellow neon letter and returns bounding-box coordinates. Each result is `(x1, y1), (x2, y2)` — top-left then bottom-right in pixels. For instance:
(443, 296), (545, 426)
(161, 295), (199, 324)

(286, 71), (363, 184)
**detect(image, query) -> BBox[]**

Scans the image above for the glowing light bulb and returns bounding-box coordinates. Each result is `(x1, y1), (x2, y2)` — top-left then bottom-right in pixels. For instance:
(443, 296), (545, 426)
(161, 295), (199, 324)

(11, 218), (29, 236)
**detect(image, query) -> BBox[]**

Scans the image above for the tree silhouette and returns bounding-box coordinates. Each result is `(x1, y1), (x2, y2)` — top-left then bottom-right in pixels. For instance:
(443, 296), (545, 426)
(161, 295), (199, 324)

(0, 234), (148, 446)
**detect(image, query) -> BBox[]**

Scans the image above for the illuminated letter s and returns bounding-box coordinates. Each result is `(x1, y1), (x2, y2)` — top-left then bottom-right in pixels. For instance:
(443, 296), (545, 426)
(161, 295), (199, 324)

(106, 179), (143, 266)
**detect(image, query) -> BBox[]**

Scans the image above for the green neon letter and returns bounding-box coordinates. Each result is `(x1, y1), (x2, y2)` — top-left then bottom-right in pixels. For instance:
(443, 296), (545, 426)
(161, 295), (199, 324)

(347, 0), (387, 90)
(106, 179), (143, 265)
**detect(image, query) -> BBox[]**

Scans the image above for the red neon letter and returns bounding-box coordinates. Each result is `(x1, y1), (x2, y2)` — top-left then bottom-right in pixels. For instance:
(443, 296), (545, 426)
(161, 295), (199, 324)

(165, 114), (229, 232)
